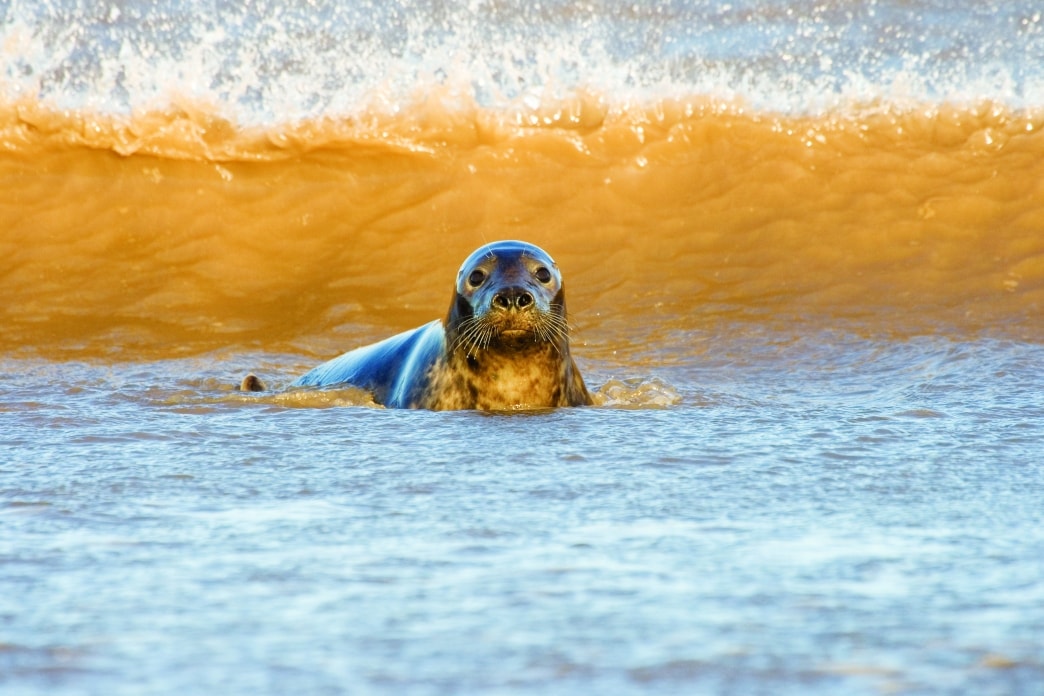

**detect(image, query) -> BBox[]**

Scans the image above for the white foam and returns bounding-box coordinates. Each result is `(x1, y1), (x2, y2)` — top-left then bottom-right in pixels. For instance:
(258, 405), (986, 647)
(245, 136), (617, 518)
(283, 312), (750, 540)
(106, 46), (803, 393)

(2, 0), (1041, 122)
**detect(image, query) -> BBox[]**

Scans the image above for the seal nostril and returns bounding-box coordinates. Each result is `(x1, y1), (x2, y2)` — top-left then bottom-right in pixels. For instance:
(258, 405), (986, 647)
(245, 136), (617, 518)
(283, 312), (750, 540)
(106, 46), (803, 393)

(493, 290), (533, 310)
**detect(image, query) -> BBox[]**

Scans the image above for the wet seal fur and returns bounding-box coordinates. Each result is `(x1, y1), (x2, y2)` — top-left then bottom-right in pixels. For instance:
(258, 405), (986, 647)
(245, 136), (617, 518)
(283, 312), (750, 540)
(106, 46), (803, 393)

(289, 240), (591, 410)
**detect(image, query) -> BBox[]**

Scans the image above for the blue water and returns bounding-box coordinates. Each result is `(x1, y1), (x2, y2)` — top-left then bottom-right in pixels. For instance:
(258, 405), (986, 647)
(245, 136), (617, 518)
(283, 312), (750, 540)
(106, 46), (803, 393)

(3, 332), (1044, 694)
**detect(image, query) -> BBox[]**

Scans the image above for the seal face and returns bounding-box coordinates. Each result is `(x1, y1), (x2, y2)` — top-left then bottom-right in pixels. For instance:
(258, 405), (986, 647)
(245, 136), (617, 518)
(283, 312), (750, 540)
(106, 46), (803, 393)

(292, 240), (592, 410)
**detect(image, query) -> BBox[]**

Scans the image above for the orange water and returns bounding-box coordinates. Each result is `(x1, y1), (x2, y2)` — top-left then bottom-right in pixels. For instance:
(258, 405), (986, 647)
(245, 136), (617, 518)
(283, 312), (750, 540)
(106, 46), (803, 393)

(4, 95), (1042, 363)
(5, 92), (1044, 695)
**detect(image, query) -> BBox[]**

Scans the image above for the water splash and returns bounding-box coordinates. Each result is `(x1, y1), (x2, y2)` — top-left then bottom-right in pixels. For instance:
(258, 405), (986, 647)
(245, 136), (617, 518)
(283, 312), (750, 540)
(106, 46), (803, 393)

(2, 0), (1043, 122)
(596, 377), (683, 409)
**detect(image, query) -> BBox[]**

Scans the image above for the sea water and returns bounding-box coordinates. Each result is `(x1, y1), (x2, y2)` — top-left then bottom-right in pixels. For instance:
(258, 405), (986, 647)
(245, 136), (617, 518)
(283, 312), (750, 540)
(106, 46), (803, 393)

(2, 1), (1043, 694)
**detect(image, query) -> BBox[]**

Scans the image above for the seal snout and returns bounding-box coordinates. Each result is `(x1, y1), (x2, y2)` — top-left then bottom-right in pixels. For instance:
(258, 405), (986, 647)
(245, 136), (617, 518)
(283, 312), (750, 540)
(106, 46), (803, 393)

(492, 287), (535, 311)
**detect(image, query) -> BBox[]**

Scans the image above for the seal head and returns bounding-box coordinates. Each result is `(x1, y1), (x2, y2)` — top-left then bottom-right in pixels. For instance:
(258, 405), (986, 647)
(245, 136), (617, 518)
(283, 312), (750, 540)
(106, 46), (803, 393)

(449, 241), (569, 356)
(433, 240), (591, 410)
(292, 240), (592, 410)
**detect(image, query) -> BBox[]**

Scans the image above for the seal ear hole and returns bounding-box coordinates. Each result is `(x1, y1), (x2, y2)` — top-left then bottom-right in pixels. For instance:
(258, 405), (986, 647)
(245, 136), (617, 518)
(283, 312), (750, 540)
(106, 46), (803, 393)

(468, 269), (486, 287)
(535, 267), (552, 284)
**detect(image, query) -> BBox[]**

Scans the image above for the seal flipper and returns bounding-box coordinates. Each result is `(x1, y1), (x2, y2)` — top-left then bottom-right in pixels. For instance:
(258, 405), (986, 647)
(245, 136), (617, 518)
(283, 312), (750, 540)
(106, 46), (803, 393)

(239, 374), (267, 392)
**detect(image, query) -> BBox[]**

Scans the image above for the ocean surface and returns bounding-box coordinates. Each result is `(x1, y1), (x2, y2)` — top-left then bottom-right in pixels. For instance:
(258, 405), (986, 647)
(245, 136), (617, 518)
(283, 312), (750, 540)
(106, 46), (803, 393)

(2, 1), (1044, 694)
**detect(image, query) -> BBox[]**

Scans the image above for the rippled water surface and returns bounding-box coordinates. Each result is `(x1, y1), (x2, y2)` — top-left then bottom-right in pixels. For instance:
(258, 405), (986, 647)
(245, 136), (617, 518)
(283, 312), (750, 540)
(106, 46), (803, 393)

(4, 332), (1044, 694)
(3, 0), (1044, 693)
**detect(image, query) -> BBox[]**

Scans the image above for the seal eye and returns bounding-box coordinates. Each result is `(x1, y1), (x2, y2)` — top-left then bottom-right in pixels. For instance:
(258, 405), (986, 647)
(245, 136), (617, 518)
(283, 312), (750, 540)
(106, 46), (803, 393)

(467, 269), (486, 288)
(535, 267), (552, 284)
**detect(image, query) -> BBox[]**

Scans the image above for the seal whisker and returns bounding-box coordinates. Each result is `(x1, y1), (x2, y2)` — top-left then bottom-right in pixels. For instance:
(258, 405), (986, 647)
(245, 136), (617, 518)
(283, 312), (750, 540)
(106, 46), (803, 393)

(454, 314), (499, 357)
(456, 323), (483, 357)
(541, 310), (571, 342)
(537, 322), (562, 355)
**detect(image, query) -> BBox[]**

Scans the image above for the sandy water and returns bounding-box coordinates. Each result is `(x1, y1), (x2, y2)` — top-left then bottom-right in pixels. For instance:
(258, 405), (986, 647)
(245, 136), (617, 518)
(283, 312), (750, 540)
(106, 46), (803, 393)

(3, 0), (1044, 693)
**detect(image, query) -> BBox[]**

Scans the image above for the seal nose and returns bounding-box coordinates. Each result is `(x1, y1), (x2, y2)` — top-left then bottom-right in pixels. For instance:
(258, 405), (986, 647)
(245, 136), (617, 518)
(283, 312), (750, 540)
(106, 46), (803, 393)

(492, 288), (534, 311)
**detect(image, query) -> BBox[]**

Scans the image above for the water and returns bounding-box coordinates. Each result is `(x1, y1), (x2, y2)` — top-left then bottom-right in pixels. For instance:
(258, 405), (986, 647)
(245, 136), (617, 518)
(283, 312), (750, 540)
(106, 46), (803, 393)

(6, 0), (1044, 117)
(4, 332), (1043, 693)
(3, 0), (1044, 694)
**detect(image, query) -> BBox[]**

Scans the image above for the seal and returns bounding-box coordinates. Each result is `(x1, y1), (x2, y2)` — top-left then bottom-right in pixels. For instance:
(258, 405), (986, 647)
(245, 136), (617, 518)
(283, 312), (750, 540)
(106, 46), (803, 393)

(291, 240), (592, 410)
